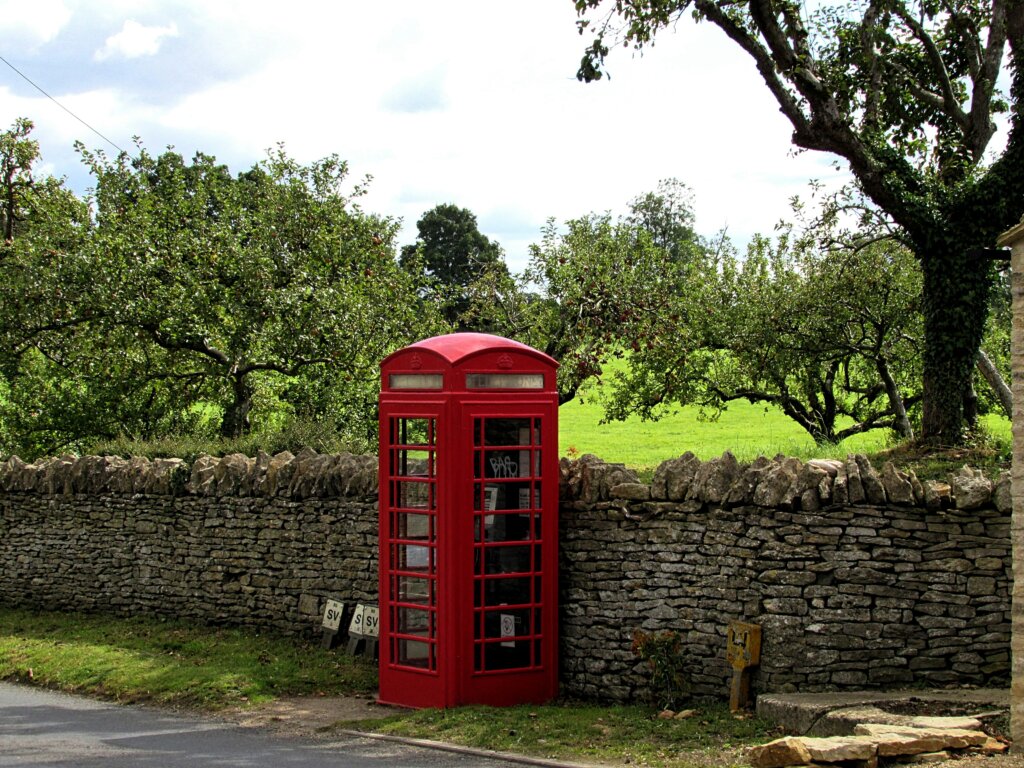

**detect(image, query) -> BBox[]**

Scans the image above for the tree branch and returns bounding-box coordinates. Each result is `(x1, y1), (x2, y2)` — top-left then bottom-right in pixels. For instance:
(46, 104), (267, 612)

(141, 323), (230, 366)
(892, 5), (971, 133)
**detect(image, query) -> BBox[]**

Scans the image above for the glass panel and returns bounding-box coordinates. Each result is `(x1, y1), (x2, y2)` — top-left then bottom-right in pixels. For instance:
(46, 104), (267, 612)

(484, 545), (531, 575)
(482, 512), (532, 542)
(393, 449), (432, 478)
(396, 575), (431, 604)
(395, 512), (432, 542)
(466, 373), (544, 389)
(389, 373), (443, 390)
(395, 543), (431, 572)
(483, 577), (531, 606)
(483, 640), (531, 670)
(397, 638), (432, 668)
(516, 483), (540, 509)
(483, 418), (532, 446)
(396, 606), (432, 637)
(484, 450), (521, 478)
(485, 608), (531, 639)
(393, 480), (431, 510)
(392, 418), (434, 446)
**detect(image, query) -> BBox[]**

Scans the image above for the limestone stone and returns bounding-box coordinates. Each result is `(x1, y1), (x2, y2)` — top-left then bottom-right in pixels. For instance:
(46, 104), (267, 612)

(853, 725), (988, 754)
(950, 466), (993, 510)
(923, 481), (951, 510)
(906, 716), (982, 731)
(801, 736), (877, 763)
(725, 456), (772, 505)
(748, 737), (813, 768)
(611, 482), (651, 501)
(992, 470), (1011, 513)
(855, 455), (886, 504)
(261, 451), (295, 495)
(806, 459), (842, 477)
(844, 457), (865, 503)
(880, 462), (915, 505)
(754, 458), (800, 508)
(187, 455), (220, 495)
(688, 451), (740, 504)
(658, 452), (701, 502)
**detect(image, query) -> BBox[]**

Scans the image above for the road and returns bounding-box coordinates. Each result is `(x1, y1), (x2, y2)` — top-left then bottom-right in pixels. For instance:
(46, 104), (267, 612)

(0, 682), (533, 768)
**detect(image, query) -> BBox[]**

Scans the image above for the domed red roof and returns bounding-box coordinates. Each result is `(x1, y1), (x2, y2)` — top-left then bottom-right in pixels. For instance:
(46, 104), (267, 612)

(390, 333), (557, 367)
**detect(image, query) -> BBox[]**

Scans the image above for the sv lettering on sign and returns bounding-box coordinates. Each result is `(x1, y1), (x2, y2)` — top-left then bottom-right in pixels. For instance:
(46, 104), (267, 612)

(322, 599), (345, 631)
(362, 606), (380, 638)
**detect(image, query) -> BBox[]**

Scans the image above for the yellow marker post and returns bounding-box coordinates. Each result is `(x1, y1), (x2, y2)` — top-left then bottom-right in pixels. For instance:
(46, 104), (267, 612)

(726, 621), (761, 712)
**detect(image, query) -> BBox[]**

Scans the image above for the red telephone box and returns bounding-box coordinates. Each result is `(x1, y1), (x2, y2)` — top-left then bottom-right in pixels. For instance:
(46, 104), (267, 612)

(377, 333), (559, 708)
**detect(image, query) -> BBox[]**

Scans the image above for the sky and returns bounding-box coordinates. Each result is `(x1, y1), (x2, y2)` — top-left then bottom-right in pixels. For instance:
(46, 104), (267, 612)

(0, 0), (844, 271)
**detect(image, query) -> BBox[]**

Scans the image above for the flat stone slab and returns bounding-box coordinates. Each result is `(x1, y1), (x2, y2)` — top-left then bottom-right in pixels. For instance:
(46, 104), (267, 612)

(748, 726), (991, 767)
(755, 689), (1007, 736)
(853, 724), (988, 754)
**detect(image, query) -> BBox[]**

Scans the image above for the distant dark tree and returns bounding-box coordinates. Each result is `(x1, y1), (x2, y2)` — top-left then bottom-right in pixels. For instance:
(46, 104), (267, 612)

(401, 204), (508, 327)
(625, 177), (701, 265)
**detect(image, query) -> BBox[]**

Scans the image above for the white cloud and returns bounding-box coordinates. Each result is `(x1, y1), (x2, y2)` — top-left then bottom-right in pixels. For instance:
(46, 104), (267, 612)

(0, 0), (72, 49)
(94, 20), (179, 62)
(7, 1), (853, 271)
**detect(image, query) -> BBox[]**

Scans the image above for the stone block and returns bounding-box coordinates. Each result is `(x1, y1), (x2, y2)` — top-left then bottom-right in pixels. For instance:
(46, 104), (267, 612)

(748, 737), (812, 768)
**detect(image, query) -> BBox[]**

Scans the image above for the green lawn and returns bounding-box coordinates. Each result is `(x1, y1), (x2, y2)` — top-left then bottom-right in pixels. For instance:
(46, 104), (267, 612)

(559, 397), (890, 473)
(558, 395), (1012, 475)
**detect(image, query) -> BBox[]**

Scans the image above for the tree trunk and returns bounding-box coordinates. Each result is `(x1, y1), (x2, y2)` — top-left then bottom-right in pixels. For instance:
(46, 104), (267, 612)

(918, 248), (993, 446)
(876, 358), (913, 439)
(976, 348), (1013, 419)
(220, 375), (254, 438)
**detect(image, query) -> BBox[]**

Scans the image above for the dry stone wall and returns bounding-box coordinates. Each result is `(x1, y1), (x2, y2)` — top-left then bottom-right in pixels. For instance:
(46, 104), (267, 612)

(0, 448), (1012, 702)
(0, 449), (379, 635)
(559, 453), (1012, 702)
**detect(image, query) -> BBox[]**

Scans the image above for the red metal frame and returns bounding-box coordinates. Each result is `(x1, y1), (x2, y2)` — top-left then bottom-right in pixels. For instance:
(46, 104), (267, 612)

(378, 334), (559, 708)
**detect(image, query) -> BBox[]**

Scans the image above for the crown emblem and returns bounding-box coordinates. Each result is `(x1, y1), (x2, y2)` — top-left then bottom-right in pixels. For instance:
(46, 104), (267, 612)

(496, 354), (513, 369)
(410, 353), (422, 370)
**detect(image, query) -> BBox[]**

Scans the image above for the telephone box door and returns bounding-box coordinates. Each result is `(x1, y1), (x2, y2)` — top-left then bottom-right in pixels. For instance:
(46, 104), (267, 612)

(458, 404), (559, 705)
(378, 407), (448, 708)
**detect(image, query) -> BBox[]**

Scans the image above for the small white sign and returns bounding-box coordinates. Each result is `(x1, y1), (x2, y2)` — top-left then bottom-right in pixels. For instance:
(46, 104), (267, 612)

(348, 604), (365, 636)
(362, 605), (380, 638)
(322, 599), (345, 631)
(500, 613), (516, 648)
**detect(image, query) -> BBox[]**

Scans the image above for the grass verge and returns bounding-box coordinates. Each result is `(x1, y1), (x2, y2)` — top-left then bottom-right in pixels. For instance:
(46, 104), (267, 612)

(0, 607), (376, 709)
(1, 608), (778, 766)
(348, 702), (777, 767)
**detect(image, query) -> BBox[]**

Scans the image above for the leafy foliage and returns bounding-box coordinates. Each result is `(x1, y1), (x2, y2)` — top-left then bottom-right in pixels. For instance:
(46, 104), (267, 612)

(516, 180), (923, 444)
(631, 629), (690, 710)
(400, 203), (507, 328)
(0, 121), (444, 458)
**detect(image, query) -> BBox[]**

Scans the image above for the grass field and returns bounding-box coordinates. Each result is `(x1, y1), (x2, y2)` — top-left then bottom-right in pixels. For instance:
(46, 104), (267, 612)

(558, 394), (1012, 474)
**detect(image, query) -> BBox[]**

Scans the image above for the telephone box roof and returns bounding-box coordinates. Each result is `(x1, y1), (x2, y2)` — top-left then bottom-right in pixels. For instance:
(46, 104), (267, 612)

(386, 333), (558, 368)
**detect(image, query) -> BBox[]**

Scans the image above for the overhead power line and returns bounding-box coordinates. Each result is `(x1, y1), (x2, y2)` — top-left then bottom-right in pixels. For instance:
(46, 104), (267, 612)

(0, 53), (127, 154)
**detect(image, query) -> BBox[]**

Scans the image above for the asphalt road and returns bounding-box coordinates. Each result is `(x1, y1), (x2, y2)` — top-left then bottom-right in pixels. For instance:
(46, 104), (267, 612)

(0, 682), (530, 768)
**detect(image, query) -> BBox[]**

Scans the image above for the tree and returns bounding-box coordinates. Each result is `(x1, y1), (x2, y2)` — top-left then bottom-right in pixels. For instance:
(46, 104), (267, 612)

(0, 128), (445, 457)
(401, 204), (508, 327)
(75, 143), (443, 439)
(0, 119), (98, 458)
(574, 0), (1024, 445)
(625, 177), (701, 264)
